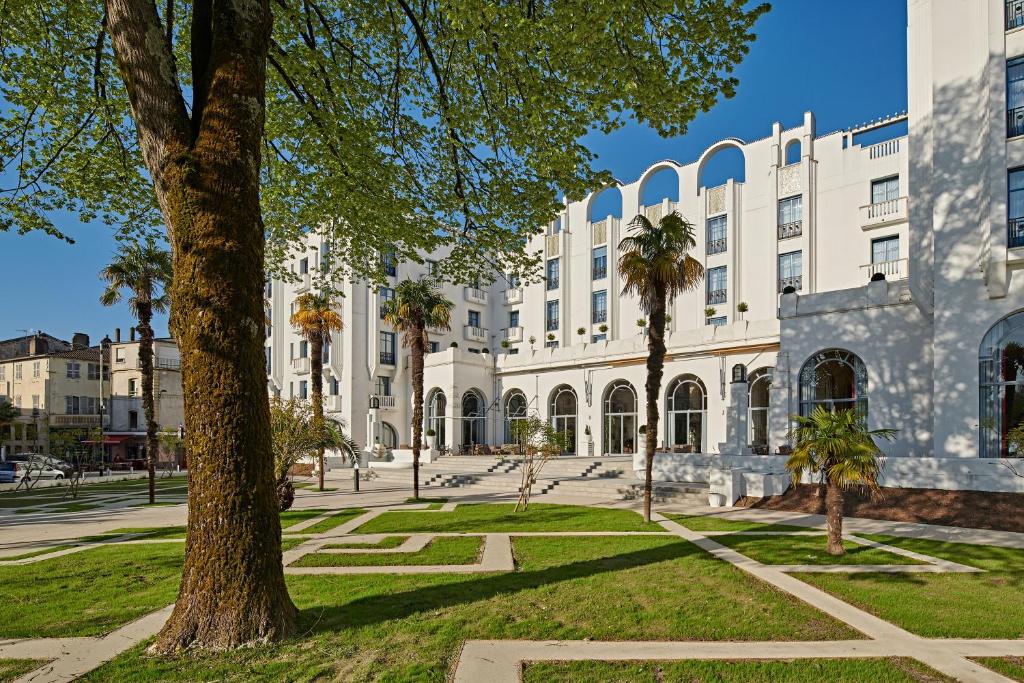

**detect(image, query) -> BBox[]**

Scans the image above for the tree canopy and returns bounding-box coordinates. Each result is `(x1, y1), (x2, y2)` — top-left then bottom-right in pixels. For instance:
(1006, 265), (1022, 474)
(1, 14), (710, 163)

(1, 1), (768, 284)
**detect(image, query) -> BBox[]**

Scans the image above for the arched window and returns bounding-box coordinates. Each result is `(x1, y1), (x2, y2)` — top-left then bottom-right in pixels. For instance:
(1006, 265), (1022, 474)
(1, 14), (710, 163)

(462, 390), (486, 447)
(784, 139), (801, 165)
(549, 385), (578, 455)
(503, 390), (528, 444)
(980, 312), (1024, 457)
(381, 422), (399, 449)
(748, 368), (772, 450)
(426, 389), (447, 447)
(666, 375), (706, 452)
(603, 380), (637, 455)
(799, 349), (867, 416)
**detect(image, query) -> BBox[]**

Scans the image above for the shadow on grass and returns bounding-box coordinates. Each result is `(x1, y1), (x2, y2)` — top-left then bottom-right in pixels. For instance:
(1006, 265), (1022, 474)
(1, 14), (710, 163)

(292, 539), (703, 633)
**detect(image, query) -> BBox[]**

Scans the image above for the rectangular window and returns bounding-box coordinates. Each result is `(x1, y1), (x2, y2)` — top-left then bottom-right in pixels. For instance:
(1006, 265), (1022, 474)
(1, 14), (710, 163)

(129, 410), (138, 429)
(31, 395), (39, 409)
(546, 258), (560, 290)
(546, 300), (560, 331)
(376, 376), (392, 396)
(299, 340), (308, 358)
(778, 251), (802, 292)
(265, 346), (272, 374)
(298, 258), (309, 275)
(468, 310), (481, 328)
(115, 347), (126, 363)
(32, 361), (40, 378)
(592, 246), (607, 280)
(14, 364), (21, 380)
(706, 266), (727, 304)
(66, 361), (80, 379)
(265, 279), (272, 298)
(1010, 168), (1024, 248)
(329, 377), (339, 396)
(380, 332), (396, 365)
(289, 342), (294, 360)
(507, 273), (521, 288)
(426, 259), (439, 276)
(128, 378), (137, 396)
(871, 236), (900, 264)
(0, 366), (5, 380)
(545, 340), (559, 348)
(88, 363), (100, 380)
(383, 251), (397, 277)
(592, 334), (607, 343)
(777, 195), (802, 239)
(428, 341), (440, 353)
(707, 316), (728, 326)
(65, 395), (79, 414)
(379, 286), (395, 319)
(706, 215), (727, 254)
(870, 176), (900, 204)
(508, 310), (520, 328)
(299, 380), (308, 399)
(592, 290), (608, 324)
(1010, 57), (1024, 137)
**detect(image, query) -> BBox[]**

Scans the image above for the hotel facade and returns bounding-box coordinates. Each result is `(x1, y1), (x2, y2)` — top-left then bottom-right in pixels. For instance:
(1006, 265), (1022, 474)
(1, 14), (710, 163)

(266, 0), (1024, 493)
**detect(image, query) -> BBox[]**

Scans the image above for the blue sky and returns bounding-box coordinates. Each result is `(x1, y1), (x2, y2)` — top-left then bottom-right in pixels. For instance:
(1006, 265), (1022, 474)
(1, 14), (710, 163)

(0, 0), (908, 344)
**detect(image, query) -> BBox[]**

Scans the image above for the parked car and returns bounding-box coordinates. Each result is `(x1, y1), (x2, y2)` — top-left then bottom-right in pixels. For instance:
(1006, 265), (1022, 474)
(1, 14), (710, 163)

(4, 454), (65, 482)
(0, 462), (16, 484)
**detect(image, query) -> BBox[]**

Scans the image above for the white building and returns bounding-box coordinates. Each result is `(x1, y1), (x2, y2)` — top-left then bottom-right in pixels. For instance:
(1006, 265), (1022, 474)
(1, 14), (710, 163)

(267, 0), (1024, 493)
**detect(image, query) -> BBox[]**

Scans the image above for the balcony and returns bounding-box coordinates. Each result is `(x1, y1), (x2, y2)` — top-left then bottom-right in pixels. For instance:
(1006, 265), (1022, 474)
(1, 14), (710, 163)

(50, 414), (101, 427)
(861, 258), (907, 281)
(464, 325), (488, 343)
(503, 326), (524, 343)
(866, 138), (900, 159)
(778, 221), (802, 240)
(291, 356), (310, 374)
(778, 275), (802, 293)
(372, 394), (397, 410)
(295, 271), (311, 293)
(135, 356), (181, 371)
(592, 265), (607, 280)
(1009, 0), (1024, 30)
(1011, 218), (1024, 249)
(706, 238), (727, 255)
(859, 197), (908, 230)
(504, 287), (523, 305)
(706, 289), (727, 305)
(464, 287), (488, 305)
(324, 395), (343, 412)
(592, 310), (607, 324)
(379, 351), (396, 366)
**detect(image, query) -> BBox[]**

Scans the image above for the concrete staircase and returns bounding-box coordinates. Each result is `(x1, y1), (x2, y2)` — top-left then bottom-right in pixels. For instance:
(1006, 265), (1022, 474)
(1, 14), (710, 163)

(367, 454), (709, 503)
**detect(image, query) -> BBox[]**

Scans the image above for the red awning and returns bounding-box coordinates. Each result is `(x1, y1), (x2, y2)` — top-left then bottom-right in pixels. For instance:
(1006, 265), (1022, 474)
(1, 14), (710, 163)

(82, 435), (136, 445)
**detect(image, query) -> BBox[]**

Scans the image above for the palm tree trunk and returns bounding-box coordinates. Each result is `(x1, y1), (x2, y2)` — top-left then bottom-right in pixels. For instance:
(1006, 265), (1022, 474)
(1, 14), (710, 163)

(825, 475), (845, 556)
(138, 302), (157, 505)
(107, 0), (294, 652)
(642, 289), (668, 524)
(310, 335), (324, 491)
(410, 327), (426, 500)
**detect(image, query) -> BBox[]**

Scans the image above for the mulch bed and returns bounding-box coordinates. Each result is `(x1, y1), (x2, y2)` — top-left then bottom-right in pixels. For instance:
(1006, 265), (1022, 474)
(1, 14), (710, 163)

(735, 483), (1024, 533)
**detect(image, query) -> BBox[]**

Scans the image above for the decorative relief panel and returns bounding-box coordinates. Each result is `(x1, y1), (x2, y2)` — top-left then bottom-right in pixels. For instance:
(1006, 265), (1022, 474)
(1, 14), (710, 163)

(706, 186), (726, 216)
(591, 220), (607, 245)
(644, 204), (663, 223)
(546, 233), (560, 257)
(778, 163), (802, 196)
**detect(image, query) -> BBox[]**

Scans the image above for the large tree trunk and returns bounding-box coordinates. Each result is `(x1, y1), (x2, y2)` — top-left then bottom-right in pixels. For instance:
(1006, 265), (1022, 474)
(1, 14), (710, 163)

(410, 328), (425, 500)
(138, 302), (157, 505)
(824, 476), (845, 556)
(310, 334), (324, 491)
(107, 0), (296, 652)
(642, 289), (668, 523)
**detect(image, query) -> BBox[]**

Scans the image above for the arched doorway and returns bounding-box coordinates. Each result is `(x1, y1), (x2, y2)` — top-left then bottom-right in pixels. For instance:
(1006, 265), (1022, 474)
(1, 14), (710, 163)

(381, 422), (398, 449)
(980, 312), (1024, 457)
(798, 349), (867, 416)
(603, 380), (638, 455)
(748, 368), (772, 451)
(665, 375), (706, 452)
(426, 389), (446, 447)
(549, 385), (577, 455)
(462, 390), (486, 448)
(503, 390), (528, 444)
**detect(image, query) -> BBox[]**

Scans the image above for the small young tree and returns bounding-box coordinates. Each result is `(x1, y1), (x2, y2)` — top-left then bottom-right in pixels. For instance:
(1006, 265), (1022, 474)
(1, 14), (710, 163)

(786, 407), (896, 555)
(510, 414), (568, 512)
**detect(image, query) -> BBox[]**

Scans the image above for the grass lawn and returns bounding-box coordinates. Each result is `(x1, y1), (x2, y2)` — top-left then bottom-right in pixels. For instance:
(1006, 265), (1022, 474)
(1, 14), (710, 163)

(0, 545), (73, 561)
(355, 503), (663, 534)
(291, 536), (483, 567)
(322, 536), (408, 550)
(105, 509), (331, 541)
(298, 509), (367, 535)
(664, 513), (808, 533)
(713, 534), (925, 566)
(280, 508), (329, 529)
(973, 657), (1024, 682)
(83, 534), (856, 681)
(0, 659), (47, 682)
(0, 543), (183, 638)
(795, 536), (1024, 638)
(522, 658), (953, 682)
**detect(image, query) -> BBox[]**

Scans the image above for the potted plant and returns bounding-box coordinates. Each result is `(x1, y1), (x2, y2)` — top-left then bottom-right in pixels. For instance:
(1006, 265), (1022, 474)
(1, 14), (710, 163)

(704, 306), (716, 323)
(598, 323), (608, 334)
(425, 428), (437, 450)
(737, 301), (749, 320)
(500, 339), (511, 350)
(576, 327), (586, 343)
(546, 332), (556, 342)
(637, 318), (647, 335)
(528, 335), (536, 349)
(481, 347), (490, 354)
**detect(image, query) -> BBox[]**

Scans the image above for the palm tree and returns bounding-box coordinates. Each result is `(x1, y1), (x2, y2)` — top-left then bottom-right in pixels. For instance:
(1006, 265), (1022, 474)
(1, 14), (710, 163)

(382, 278), (454, 500)
(786, 407), (896, 555)
(618, 211), (704, 523)
(289, 291), (343, 491)
(100, 241), (173, 505)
